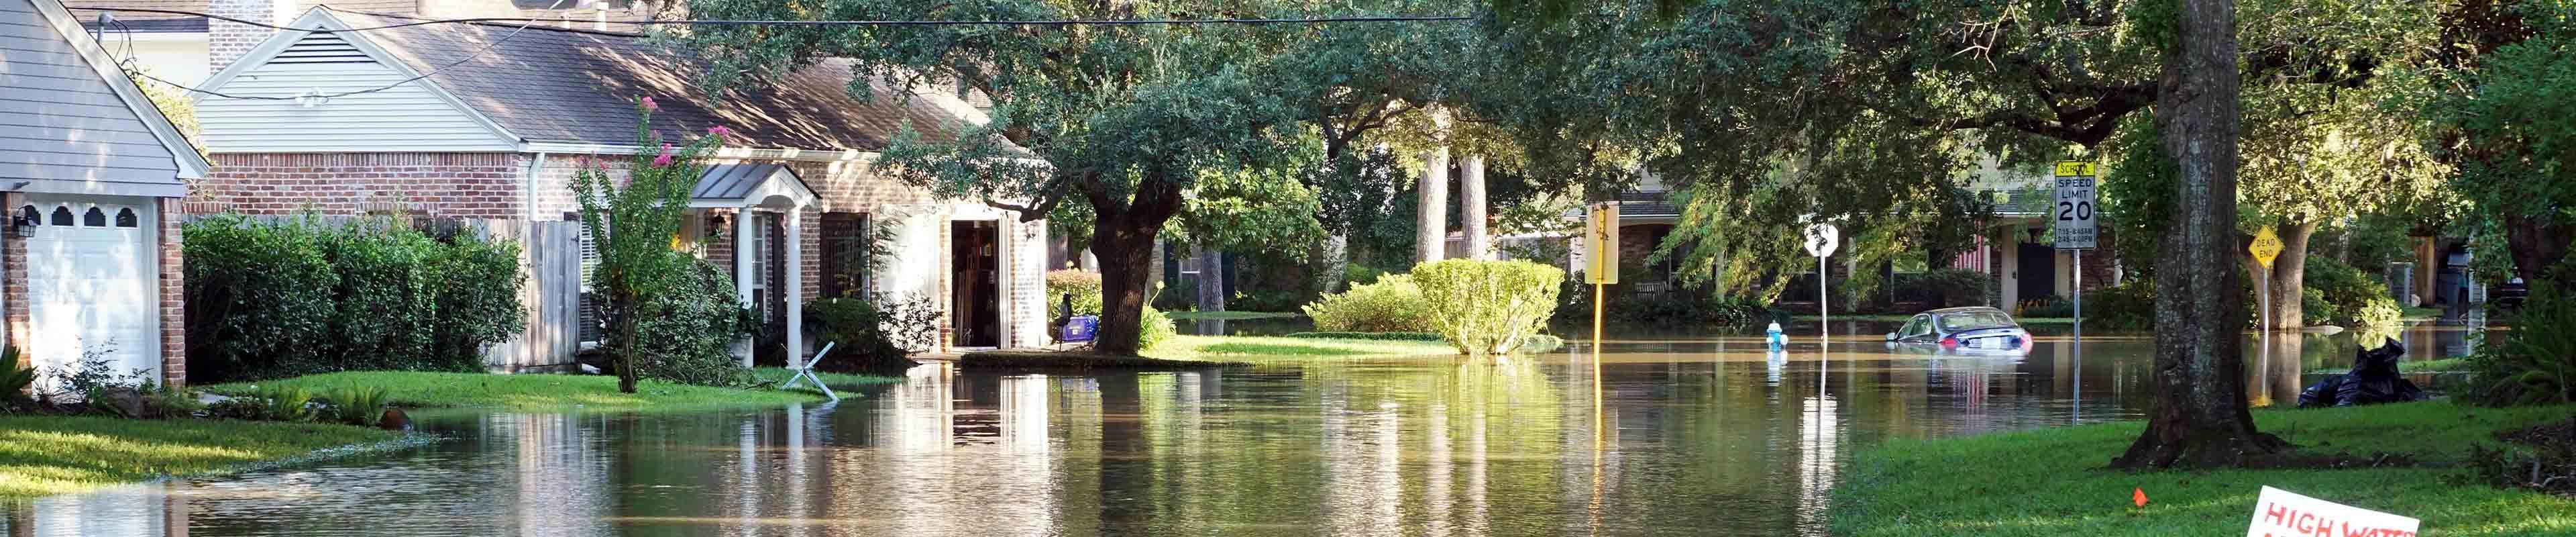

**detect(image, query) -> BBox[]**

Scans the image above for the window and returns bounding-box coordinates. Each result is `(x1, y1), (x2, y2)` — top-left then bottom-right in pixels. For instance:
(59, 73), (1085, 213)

(1900, 315), (1933, 338)
(1937, 311), (2017, 332)
(48, 206), (71, 226)
(81, 207), (106, 227)
(114, 208), (138, 228)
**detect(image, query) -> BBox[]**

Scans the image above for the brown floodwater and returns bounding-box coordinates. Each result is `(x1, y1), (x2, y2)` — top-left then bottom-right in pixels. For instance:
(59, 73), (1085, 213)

(1, 320), (2481, 536)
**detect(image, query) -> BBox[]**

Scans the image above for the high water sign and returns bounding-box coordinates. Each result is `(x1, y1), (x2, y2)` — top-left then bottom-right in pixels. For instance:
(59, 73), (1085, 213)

(2245, 486), (2419, 537)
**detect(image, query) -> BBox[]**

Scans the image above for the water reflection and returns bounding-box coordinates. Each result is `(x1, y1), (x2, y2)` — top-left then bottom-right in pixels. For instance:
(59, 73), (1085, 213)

(5, 322), (2479, 536)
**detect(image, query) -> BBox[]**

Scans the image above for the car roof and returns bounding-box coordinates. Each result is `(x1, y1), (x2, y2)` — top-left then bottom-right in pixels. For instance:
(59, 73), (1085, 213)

(1925, 307), (2007, 314)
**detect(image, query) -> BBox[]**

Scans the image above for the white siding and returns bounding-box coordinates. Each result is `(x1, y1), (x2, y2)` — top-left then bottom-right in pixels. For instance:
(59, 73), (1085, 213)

(195, 32), (514, 153)
(0, 0), (185, 197)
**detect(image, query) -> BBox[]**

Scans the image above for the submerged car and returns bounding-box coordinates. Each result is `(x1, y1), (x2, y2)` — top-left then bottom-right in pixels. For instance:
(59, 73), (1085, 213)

(1884, 307), (2033, 354)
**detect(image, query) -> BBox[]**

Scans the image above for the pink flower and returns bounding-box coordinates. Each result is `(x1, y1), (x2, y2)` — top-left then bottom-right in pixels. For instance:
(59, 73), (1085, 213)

(641, 97), (659, 112)
(708, 125), (731, 137)
(651, 143), (674, 166)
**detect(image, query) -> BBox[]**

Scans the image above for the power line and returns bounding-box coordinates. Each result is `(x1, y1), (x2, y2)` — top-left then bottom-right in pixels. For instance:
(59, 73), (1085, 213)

(75, 7), (1474, 34)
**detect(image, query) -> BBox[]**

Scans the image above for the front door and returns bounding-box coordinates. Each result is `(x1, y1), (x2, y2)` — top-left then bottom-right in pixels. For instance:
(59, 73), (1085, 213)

(950, 221), (1000, 348)
(2016, 242), (2055, 308)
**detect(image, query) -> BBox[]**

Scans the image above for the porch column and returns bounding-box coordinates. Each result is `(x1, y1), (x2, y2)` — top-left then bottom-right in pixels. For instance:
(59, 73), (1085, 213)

(735, 207), (757, 367)
(784, 207), (805, 369)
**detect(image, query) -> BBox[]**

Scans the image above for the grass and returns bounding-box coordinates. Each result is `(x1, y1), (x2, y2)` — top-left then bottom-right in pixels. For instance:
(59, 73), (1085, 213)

(749, 367), (903, 391)
(0, 415), (402, 499)
(1833, 402), (2576, 536)
(1144, 334), (1456, 360)
(2404, 307), (2446, 320)
(1162, 310), (1304, 321)
(201, 371), (823, 413)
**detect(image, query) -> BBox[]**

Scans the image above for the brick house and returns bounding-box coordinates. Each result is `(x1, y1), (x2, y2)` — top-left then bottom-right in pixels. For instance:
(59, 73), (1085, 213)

(187, 7), (1050, 363)
(5, 0), (209, 388)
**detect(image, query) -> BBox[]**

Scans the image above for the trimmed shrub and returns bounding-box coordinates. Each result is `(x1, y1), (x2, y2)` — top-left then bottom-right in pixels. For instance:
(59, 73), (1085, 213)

(1287, 332), (1443, 341)
(1411, 259), (1564, 355)
(183, 215), (525, 383)
(1303, 274), (1436, 333)
(1896, 268), (1990, 309)
(1046, 270), (1104, 316)
(2084, 279), (2159, 330)
(804, 296), (922, 375)
(631, 258), (755, 387)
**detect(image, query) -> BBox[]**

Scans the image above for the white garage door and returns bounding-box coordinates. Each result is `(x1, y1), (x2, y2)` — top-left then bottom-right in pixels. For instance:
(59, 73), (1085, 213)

(20, 196), (159, 391)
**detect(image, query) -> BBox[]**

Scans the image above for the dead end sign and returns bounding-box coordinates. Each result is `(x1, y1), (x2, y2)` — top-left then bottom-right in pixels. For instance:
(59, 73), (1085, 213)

(2246, 486), (2420, 537)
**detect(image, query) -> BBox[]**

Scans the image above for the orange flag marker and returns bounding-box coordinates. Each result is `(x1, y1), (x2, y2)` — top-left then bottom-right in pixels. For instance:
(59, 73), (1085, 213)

(2133, 487), (2149, 508)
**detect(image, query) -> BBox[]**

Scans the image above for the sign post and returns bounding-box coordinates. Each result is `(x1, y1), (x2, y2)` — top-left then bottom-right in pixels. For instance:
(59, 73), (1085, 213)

(1586, 203), (1620, 353)
(2249, 226), (2284, 333)
(1803, 223), (1839, 347)
(2055, 161), (2098, 389)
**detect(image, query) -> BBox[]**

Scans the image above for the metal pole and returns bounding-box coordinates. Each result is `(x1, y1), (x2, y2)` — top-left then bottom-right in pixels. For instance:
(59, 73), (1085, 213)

(1593, 283), (1605, 354)
(1819, 256), (1828, 348)
(2072, 248), (2082, 424)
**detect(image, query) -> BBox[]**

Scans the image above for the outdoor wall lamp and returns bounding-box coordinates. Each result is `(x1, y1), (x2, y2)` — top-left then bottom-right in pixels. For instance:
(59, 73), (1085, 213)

(8, 212), (34, 238)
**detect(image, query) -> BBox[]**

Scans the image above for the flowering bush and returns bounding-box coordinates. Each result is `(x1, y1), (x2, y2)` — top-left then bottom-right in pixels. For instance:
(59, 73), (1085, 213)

(573, 97), (731, 391)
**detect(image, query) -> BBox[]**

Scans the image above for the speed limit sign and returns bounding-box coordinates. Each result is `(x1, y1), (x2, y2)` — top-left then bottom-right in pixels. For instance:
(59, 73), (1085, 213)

(2053, 161), (2097, 250)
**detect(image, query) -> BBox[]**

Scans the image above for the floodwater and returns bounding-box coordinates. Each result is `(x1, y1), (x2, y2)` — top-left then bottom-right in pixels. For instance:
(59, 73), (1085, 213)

(3, 321), (2479, 536)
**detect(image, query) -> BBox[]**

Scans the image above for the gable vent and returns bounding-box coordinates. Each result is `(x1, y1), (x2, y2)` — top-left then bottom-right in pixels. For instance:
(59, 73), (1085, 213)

(269, 34), (375, 64)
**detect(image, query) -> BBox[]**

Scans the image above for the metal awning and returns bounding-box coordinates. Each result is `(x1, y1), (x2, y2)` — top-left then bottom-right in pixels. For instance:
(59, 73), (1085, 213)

(690, 163), (818, 208)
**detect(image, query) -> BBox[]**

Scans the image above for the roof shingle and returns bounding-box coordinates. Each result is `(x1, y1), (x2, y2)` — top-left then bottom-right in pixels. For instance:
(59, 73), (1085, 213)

(331, 9), (990, 152)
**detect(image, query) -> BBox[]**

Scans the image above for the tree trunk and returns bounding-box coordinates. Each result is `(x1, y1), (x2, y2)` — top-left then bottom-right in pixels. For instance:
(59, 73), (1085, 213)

(1417, 144), (1450, 266)
(2112, 0), (2288, 469)
(1462, 156), (1491, 260)
(2504, 213), (2575, 285)
(1089, 180), (1186, 356)
(611, 293), (639, 393)
(1311, 234), (1348, 293)
(1193, 242), (1225, 312)
(2257, 222), (2316, 330)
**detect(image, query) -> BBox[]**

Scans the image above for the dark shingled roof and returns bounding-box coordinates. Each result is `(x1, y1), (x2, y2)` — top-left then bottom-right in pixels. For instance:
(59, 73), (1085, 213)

(329, 9), (992, 152)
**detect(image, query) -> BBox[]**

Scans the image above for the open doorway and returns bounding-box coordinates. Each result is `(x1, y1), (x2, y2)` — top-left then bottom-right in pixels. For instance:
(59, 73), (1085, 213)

(951, 220), (1002, 348)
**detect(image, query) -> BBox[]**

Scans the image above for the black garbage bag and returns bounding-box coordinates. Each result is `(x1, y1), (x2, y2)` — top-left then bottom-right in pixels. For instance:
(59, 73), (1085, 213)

(2297, 340), (2427, 408)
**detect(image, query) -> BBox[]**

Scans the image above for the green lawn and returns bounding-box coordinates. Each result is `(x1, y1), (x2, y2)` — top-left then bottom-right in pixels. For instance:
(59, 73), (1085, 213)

(0, 416), (405, 499)
(1144, 334), (1457, 360)
(2309, 357), (2475, 375)
(201, 371), (824, 413)
(2403, 307), (2446, 320)
(1162, 310), (1305, 321)
(1834, 402), (2576, 536)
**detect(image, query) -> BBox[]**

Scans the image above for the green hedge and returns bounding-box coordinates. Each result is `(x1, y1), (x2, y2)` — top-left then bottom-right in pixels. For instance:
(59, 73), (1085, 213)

(1285, 332), (1444, 341)
(1412, 259), (1564, 355)
(184, 215), (524, 383)
(630, 258), (754, 386)
(1046, 270), (1104, 316)
(1302, 274), (1435, 332)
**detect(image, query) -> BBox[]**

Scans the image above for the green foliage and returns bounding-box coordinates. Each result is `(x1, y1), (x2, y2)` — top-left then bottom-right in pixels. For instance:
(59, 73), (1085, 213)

(142, 383), (205, 419)
(1301, 274), (1435, 333)
(1, 346), (31, 411)
(182, 215), (525, 383)
(572, 100), (726, 392)
(2460, 281), (2576, 407)
(631, 260), (755, 387)
(804, 295), (926, 374)
(250, 385), (317, 423)
(1411, 260), (1564, 355)
(1177, 159), (1328, 260)
(323, 387), (390, 427)
(1138, 306), (1177, 351)
(1285, 332), (1444, 341)
(2304, 255), (2401, 326)
(2430, 30), (2576, 236)
(2083, 279), (2161, 330)
(1046, 270), (1104, 316)
(1893, 269), (1992, 309)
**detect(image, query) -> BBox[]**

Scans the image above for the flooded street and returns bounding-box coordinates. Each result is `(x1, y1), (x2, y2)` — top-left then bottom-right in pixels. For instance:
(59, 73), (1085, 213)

(4, 322), (2478, 536)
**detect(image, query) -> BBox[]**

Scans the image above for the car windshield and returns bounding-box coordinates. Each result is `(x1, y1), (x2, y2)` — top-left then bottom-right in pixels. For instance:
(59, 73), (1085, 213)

(1937, 311), (2016, 332)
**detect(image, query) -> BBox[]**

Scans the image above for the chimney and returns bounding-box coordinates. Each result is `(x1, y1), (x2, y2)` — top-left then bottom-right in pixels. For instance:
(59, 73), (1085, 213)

(207, 0), (290, 72)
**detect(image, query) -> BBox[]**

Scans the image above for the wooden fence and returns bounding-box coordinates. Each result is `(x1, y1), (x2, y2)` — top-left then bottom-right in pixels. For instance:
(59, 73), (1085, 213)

(479, 220), (585, 372)
(180, 215), (587, 373)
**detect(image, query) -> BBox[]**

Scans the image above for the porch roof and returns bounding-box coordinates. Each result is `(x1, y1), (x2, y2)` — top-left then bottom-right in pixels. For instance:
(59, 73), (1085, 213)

(690, 163), (816, 209)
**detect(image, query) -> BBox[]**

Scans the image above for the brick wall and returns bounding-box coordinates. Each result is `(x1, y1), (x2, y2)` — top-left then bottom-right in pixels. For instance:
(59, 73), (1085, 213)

(201, 153), (524, 218)
(3, 193), (23, 370)
(158, 199), (184, 386)
(208, 0), (278, 72)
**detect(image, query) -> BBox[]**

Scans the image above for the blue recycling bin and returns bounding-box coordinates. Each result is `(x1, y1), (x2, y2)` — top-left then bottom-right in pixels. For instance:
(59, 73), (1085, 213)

(1061, 315), (1099, 342)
